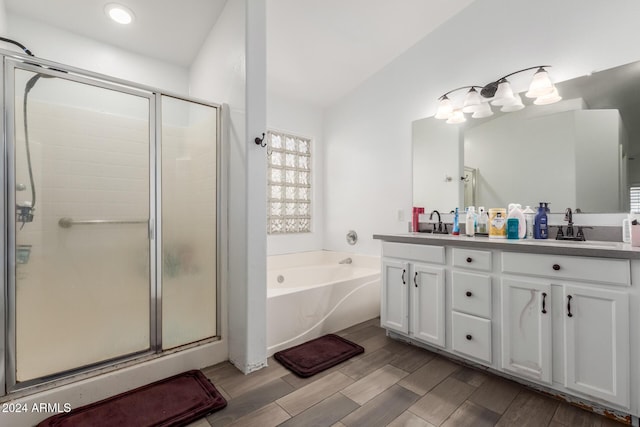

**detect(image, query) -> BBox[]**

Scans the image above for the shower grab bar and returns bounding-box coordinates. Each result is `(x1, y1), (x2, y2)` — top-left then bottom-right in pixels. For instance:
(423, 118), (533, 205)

(58, 217), (147, 228)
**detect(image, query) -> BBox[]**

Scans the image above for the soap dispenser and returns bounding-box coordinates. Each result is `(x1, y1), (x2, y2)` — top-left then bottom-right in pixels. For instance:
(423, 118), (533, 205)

(534, 202), (549, 239)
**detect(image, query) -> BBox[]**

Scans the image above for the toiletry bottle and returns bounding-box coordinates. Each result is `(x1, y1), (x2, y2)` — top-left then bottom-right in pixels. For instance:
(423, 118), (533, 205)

(507, 203), (527, 239)
(477, 207), (488, 234)
(522, 206), (535, 239)
(534, 202), (548, 239)
(489, 208), (507, 238)
(507, 218), (519, 239)
(412, 207), (424, 232)
(452, 207), (460, 235)
(466, 206), (476, 237)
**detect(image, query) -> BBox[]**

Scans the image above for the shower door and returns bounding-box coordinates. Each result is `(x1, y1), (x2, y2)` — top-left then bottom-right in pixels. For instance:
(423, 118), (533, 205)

(6, 61), (155, 386)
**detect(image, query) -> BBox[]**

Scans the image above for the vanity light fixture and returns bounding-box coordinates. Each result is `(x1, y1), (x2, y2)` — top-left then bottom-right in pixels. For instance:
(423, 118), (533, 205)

(105, 3), (135, 25)
(435, 65), (561, 123)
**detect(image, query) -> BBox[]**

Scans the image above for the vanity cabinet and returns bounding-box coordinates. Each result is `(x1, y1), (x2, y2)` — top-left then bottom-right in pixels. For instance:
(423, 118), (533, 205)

(381, 242), (446, 348)
(381, 258), (409, 334)
(501, 277), (552, 383)
(376, 235), (638, 418)
(563, 283), (629, 407)
(450, 248), (492, 363)
(501, 252), (630, 408)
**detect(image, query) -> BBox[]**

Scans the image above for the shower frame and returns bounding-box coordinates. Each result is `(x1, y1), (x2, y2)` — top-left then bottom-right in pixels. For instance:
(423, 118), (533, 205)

(0, 48), (224, 396)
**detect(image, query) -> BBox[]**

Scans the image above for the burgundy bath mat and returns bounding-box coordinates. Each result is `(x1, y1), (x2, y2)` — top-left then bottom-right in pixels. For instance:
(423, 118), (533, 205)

(274, 334), (364, 377)
(37, 370), (226, 427)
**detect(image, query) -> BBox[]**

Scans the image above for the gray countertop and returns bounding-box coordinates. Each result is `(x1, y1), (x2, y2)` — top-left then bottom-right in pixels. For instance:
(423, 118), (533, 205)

(373, 233), (640, 260)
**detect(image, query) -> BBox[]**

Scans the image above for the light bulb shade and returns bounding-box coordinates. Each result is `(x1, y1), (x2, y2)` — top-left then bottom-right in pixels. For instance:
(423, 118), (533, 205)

(462, 88), (482, 113)
(534, 86), (562, 105)
(435, 97), (453, 119)
(446, 109), (466, 124)
(472, 102), (494, 118)
(501, 93), (525, 112)
(490, 81), (515, 106)
(525, 68), (554, 98)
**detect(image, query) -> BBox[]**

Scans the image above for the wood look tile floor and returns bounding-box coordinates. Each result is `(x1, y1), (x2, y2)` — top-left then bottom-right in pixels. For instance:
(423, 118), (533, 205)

(187, 319), (625, 427)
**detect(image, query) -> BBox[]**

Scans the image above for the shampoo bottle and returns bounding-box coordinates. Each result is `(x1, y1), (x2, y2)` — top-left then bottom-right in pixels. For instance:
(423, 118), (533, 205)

(466, 206), (476, 237)
(522, 206), (535, 239)
(534, 202), (548, 239)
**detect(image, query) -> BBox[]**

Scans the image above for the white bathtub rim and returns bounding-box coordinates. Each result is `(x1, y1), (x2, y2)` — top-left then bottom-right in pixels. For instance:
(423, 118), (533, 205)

(267, 268), (379, 297)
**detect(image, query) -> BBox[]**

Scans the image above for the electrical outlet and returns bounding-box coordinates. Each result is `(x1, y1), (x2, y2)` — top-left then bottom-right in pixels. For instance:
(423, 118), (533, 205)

(397, 209), (405, 222)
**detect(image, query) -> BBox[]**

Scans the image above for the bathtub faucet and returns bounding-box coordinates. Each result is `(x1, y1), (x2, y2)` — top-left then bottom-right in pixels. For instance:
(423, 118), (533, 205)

(338, 257), (352, 264)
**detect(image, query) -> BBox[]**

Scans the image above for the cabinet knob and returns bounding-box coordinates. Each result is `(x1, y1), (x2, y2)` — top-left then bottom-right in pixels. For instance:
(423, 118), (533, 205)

(466, 257), (473, 263)
(553, 264), (561, 271)
(466, 334), (472, 341)
(465, 291), (472, 297)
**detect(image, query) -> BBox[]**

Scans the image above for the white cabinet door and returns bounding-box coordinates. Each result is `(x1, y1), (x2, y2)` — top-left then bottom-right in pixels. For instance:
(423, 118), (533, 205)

(381, 258), (409, 334)
(411, 263), (445, 348)
(501, 278), (552, 384)
(564, 284), (630, 408)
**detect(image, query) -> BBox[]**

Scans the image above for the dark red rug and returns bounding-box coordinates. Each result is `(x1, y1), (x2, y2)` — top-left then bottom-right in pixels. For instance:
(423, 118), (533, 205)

(274, 334), (364, 377)
(37, 370), (226, 427)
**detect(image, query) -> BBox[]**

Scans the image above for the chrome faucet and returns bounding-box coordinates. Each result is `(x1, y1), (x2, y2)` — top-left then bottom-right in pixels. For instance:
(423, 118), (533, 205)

(338, 257), (352, 264)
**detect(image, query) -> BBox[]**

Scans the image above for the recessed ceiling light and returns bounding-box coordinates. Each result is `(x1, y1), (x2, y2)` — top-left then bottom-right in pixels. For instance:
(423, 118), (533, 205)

(105, 3), (135, 25)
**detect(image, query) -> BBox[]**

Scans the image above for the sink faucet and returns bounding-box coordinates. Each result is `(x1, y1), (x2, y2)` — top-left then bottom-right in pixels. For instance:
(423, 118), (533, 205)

(429, 210), (443, 232)
(555, 208), (588, 241)
(338, 257), (352, 264)
(564, 207), (574, 237)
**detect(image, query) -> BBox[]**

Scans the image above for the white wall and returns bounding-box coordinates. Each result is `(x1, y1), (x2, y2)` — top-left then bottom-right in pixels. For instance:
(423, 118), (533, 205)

(0, 0), (7, 34)
(6, 14), (189, 95)
(267, 92), (324, 255)
(324, 0), (640, 255)
(189, 0), (268, 373)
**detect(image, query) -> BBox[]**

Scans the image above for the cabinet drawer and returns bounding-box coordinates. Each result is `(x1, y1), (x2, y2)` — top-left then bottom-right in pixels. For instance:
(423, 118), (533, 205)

(383, 242), (445, 264)
(451, 312), (492, 363)
(452, 248), (492, 271)
(452, 271), (491, 318)
(502, 252), (630, 286)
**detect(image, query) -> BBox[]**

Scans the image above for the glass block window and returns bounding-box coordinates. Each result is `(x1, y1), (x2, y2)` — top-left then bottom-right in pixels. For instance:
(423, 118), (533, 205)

(267, 131), (311, 234)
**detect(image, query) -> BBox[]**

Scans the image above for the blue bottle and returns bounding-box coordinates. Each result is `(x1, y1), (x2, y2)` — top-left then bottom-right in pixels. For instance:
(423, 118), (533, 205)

(452, 207), (460, 235)
(534, 202), (548, 239)
(507, 218), (519, 239)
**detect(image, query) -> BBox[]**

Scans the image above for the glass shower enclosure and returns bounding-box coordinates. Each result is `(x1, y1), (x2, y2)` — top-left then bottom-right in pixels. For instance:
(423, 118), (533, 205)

(0, 50), (221, 394)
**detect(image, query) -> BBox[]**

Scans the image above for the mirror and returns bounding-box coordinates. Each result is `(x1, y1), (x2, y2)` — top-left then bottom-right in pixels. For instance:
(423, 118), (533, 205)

(413, 60), (640, 213)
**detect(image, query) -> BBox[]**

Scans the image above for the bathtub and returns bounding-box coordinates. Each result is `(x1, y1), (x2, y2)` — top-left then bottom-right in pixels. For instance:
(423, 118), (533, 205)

(267, 251), (381, 356)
